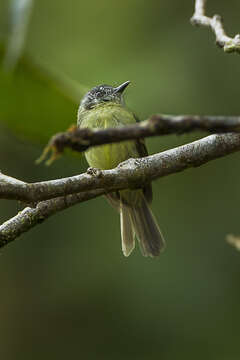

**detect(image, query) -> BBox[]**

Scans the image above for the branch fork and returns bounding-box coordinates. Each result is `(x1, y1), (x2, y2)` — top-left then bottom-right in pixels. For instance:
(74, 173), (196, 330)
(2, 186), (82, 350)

(191, 0), (240, 53)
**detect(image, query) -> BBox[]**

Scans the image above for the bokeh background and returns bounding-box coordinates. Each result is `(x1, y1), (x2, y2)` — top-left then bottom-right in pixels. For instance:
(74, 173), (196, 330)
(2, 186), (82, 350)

(0, 1), (240, 359)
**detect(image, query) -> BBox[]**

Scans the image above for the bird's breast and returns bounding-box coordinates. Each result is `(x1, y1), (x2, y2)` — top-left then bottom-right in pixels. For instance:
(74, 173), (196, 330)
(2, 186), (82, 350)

(79, 104), (139, 170)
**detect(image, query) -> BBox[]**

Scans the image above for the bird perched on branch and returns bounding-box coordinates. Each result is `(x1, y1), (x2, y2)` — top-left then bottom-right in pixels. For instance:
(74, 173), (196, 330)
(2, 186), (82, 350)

(77, 81), (165, 257)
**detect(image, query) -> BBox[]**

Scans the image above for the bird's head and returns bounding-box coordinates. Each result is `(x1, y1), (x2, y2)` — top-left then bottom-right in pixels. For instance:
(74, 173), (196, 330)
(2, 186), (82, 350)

(79, 81), (130, 110)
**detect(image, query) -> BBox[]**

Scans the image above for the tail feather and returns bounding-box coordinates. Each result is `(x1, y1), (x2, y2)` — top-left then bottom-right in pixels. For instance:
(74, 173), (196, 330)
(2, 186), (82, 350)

(129, 198), (165, 257)
(120, 203), (135, 257)
(120, 194), (165, 257)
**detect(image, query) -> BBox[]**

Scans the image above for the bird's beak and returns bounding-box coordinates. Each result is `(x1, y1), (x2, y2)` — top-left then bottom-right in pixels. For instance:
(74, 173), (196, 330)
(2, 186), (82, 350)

(114, 80), (130, 94)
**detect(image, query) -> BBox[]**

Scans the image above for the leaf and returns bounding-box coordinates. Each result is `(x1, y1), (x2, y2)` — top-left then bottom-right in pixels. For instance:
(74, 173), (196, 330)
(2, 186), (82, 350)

(3, 0), (34, 70)
(0, 45), (87, 143)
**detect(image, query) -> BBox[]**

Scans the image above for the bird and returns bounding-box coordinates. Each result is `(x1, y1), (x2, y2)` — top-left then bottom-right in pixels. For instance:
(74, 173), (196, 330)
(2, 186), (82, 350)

(77, 81), (165, 257)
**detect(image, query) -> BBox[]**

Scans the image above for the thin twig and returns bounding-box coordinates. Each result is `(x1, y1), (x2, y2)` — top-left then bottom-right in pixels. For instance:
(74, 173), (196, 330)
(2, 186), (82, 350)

(38, 114), (240, 164)
(226, 234), (240, 251)
(191, 0), (240, 53)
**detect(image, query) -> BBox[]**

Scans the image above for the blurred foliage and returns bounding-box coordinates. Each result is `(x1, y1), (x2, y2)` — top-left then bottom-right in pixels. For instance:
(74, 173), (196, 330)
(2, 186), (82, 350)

(0, 45), (86, 143)
(0, 1), (240, 360)
(3, 0), (33, 69)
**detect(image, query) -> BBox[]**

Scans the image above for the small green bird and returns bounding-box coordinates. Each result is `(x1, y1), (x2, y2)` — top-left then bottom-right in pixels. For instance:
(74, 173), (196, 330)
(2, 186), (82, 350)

(77, 81), (165, 257)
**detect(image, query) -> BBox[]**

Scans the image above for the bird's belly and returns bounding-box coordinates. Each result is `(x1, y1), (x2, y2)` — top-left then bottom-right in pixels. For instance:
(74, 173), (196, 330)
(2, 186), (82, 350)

(85, 141), (138, 170)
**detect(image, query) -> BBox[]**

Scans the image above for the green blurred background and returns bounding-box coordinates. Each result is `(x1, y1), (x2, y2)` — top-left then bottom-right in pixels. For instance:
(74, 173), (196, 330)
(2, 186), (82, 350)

(0, 1), (240, 359)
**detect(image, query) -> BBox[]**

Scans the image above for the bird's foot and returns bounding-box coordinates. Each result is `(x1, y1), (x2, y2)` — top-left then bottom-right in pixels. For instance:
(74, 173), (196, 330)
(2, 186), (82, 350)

(87, 167), (103, 178)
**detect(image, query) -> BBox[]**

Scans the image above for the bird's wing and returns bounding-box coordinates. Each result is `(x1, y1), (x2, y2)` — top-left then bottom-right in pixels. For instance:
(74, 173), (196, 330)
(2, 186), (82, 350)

(133, 114), (153, 204)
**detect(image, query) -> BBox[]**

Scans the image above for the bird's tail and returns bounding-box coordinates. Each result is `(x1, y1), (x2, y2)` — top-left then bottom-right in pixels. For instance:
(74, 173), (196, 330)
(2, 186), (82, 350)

(120, 195), (165, 257)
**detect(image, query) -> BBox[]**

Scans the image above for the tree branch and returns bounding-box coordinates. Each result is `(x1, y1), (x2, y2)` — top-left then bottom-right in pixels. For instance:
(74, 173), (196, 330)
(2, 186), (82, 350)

(191, 0), (240, 53)
(0, 189), (105, 248)
(1, 133), (240, 203)
(37, 114), (240, 164)
(1, 133), (240, 247)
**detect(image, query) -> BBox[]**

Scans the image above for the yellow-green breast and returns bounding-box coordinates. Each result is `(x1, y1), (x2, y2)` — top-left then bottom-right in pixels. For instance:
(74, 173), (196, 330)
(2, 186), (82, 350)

(78, 103), (139, 170)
